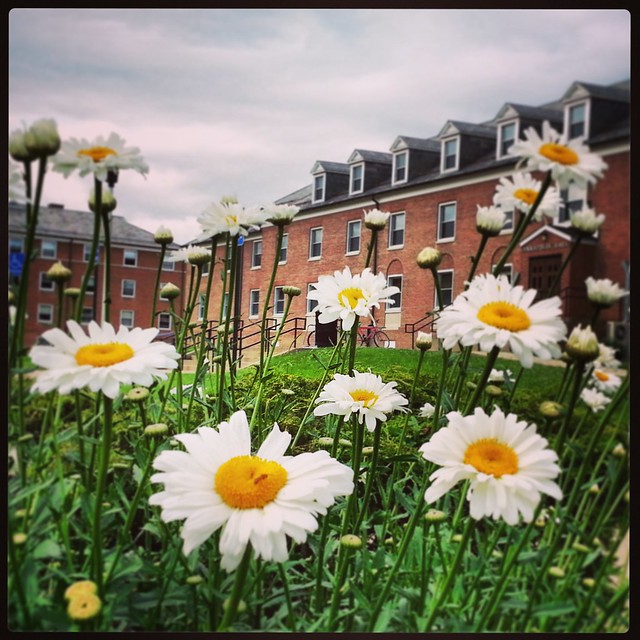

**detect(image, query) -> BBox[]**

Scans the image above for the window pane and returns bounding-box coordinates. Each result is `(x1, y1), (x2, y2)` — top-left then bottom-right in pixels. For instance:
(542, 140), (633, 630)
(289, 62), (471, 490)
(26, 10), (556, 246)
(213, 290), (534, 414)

(274, 287), (285, 315)
(438, 203), (456, 240)
(310, 228), (323, 258)
(500, 122), (516, 156)
(122, 279), (136, 297)
(444, 139), (458, 169)
(250, 290), (260, 316)
(307, 284), (318, 314)
(41, 239), (57, 258)
(120, 310), (134, 328)
(347, 220), (361, 253)
(158, 313), (172, 330)
(124, 249), (137, 266)
(569, 103), (586, 138)
(389, 213), (405, 247)
(37, 304), (53, 323)
(387, 275), (402, 309)
(437, 271), (454, 307)
(40, 272), (54, 291)
(395, 152), (407, 182)
(252, 240), (262, 268)
(351, 165), (363, 192)
(314, 175), (325, 201)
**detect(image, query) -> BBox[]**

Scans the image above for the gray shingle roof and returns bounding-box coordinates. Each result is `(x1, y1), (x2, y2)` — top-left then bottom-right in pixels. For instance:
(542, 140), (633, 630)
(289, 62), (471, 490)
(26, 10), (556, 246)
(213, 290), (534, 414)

(311, 161), (350, 174)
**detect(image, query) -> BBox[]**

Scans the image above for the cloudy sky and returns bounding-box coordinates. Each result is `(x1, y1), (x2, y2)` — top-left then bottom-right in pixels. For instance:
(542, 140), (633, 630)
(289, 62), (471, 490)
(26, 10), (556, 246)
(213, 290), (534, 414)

(9, 8), (631, 245)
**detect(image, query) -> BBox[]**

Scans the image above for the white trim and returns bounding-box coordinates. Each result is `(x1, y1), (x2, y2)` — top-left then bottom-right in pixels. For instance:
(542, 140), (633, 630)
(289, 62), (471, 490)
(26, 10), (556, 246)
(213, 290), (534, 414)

(121, 278), (136, 298)
(273, 286), (286, 317)
(278, 233), (288, 265)
(350, 162), (364, 195)
(249, 289), (260, 318)
(157, 312), (172, 331)
(392, 150), (409, 185)
(496, 119), (519, 159)
(123, 248), (138, 267)
(440, 136), (460, 173)
(309, 226), (323, 259)
(564, 98), (591, 140)
(40, 238), (57, 259)
(519, 224), (573, 247)
(39, 271), (54, 292)
(388, 211), (405, 249)
(346, 219), (361, 255)
(120, 309), (135, 328)
(436, 268), (454, 307)
(386, 273), (403, 312)
(437, 201), (456, 242)
(312, 173), (326, 203)
(251, 239), (263, 269)
(37, 303), (54, 324)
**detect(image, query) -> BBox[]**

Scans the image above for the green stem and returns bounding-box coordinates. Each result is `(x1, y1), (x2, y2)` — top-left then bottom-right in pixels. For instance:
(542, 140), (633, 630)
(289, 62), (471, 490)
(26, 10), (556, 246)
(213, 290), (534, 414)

(548, 236), (581, 297)
(99, 203), (112, 323)
(354, 421), (382, 531)
(217, 546), (252, 631)
(150, 244), (167, 326)
(467, 233), (489, 284)
(364, 228), (378, 269)
(464, 346), (501, 414)
(278, 563), (297, 632)
(73, 390), (88, 488)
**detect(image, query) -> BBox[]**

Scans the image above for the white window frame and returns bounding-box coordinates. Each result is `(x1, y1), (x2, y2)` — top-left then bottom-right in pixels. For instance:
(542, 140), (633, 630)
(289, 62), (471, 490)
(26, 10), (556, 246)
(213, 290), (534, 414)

(157, 312), (172, 331)
(436, 269), (454, 308)
(393, 151), (408, 184)
(556, 183), (587, 226)
(81, 307), (94, 324)
(493, 263), (514, 283)
(249, 289), (260, 318)
(40, 239), (57, 259)
(161, 258), (175, 271)
(120, 309), (135, 328)
(39, 272), (55, 292)
(83, 244), (99, 263)
(350, 163), (364, 194)
(497, 120), (518, 158)
(37, 303), (54, 324)
(251, 239), (263, 269)
(386, 274), (403, 312)
(121, 278), (136, 298)
(307, 283), (318, 315)
(309, 227), (323, 260)
(279, 233), (288, 264)
(437, 201), (456, 242)
(388, 212), (405, 249)
(565, 100), (590, 140)
(500, 209), (515, 235)
(346, 220), (361, 255)
(273, 286), (286, 316)
(312, 174), (326, 203)
(123, 249), (138, 267)
(441, 136), (459, 172)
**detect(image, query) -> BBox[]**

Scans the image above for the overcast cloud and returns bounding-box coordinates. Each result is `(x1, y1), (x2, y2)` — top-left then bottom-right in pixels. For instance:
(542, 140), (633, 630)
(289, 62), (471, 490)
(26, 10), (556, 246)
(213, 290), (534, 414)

(8, 8), (631, 244)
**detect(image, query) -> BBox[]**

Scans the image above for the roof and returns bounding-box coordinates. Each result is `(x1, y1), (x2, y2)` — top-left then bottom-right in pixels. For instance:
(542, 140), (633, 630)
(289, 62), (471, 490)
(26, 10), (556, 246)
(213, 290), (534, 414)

(390, 135), (440, 152)
(438, 120), (496, 139)
(562, 80), (631, 104)
(348, 149), (393, 164)
(275, 184), (312, 206)
(494, 102), (562, 123)
(310, 160), (349, 174)
(8, 202), (179, 250)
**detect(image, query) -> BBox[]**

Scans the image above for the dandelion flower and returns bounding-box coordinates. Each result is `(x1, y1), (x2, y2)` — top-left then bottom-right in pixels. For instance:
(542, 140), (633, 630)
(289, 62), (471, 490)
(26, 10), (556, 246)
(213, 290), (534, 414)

(493, 172), (561, 220)
(437, 274), (566, 368)
(53, 132), (148, 181)
(585, 277), (629, 307)
(149, 410), (353, 571)
(590, 369), (622, 394)
(29, 320), (180, 399)
(419, 407), (563, 525)
(314, 370), (408, 432)
(307, 267), (399, 331)
(508, 121), (607, 189)
(580, 387), (611, 413)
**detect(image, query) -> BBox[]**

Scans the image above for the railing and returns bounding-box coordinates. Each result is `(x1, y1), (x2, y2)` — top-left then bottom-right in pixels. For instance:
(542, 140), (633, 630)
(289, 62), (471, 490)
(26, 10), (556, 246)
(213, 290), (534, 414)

(404, 308), (443, 349)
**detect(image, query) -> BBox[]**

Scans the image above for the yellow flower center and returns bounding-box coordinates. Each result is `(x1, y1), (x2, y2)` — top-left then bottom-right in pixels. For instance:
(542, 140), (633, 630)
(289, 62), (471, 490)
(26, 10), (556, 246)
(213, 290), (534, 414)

(225, 214), (238, 227)
(339, 287), (365, 309)
(594, 370), (610, 382)
(75, 343), (135, 367)
(477, 301), (531, 332)
(464, 438), (519, 477)
(349, 389), (379, 407)
(77, 146), (117, 163)
(538, 143), (579, 166)
(215, 455), (288, 509)
(513, 187), (538, 205)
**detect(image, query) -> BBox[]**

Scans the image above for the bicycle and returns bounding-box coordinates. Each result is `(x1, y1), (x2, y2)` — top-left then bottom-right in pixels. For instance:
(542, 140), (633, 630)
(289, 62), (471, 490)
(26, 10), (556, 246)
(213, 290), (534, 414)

(305, 322), (391, 348)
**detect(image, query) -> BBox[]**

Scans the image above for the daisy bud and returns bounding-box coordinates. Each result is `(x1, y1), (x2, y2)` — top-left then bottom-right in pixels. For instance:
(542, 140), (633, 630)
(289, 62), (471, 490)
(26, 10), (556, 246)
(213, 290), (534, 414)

(64, 287), (81, 298)
(361, 446), (374, 456)
(564, 325), (600, 363)
(571, 208), (605, 235)
(186, 575), (204, 586)
(317, 437), (334, 448)
(126, 387), (150, 402)
(548, 566), (565, 579)
(280, 388), (295, 396)
(485, 384), (502, 397)
(187, 250), (211, 267)
(282, 285), (301, 297)
(9, 127), (36, 162)
(340, 534), (363, 549)
(24, 119), (61, 157)
(451, 534), (464, 543)
(416, 247), (442, 269)
(47, 261), (72, 283)
(8, 289), (15, 304)
(424, 508), (446, 523)
(154, 225), (174, 246)
(476, 205), (507, 237)
(585, 277), (629, 308)
(88, 187), (117, 214)
(572, 541), (590, 553)
(160, 282), (181, 300)
(222, 598), (246, 613)
(582, 577), (596, 589)
(144, 423), (169, 438)
(67, 592), (102, 621)
(539, 401), (563, 419)
(12, 532), (27, 546)
(338, 438), (352, 448)
(415, 331), (433, 351)
(589, 484), (600, 495)
(419, 402), (435, 418)
(612, 443), (626, 458)
(363, 208), (391, 230)
(15, 509), (27, 519)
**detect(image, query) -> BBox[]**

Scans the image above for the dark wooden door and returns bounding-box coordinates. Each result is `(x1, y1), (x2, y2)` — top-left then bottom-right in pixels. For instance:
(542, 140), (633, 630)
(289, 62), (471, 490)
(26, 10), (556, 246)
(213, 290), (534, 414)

(528, 254), (562, 299)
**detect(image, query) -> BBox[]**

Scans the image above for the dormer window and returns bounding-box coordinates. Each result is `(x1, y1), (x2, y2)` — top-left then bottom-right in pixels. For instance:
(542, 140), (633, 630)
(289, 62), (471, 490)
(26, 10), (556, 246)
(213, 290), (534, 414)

(350, 163), (364, 194)
(497, 121), (517, 158)
(441, 137), (459, 172)
(313, 174), (326, 203)
(393, 151), (408, 184)
(566, 101), (588, 139)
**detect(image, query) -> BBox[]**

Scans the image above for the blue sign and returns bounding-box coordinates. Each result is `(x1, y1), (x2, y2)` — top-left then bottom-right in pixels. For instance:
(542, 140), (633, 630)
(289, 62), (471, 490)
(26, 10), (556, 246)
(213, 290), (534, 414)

(9, 252), (25, 276)
(237, 235), (245, 247)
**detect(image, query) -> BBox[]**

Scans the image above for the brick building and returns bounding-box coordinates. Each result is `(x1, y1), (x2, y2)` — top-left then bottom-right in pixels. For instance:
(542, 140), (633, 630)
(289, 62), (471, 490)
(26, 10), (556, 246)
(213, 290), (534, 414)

(8, 202), (187, 346)
(192, 78), (630, 355)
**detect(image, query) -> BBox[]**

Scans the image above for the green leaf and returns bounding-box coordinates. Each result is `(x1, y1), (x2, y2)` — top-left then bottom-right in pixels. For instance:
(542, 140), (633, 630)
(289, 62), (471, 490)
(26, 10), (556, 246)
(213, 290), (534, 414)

(33, 539), (62, 559)
(532, 601), (576, 617)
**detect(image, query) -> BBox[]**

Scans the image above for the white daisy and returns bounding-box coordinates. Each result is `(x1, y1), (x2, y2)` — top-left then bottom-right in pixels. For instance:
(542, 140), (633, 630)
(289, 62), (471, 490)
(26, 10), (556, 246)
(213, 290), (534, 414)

(585, 277), (629, 307)
(437, 274), (567, 368)
(149, 410), (353, 571)
(363, 208), (391, 230)
(314, 370), (408, 432)
(580, 387), (611, 413)
(508, 121), (608, 189)
(52, 132), (149, 181)
(570, 208), (605, 235)
(167, 244), (212, 266)
(419, 402), (435, 419)
(419, 407), (563, 525)
(590, 369), (622, 395)
(488, 368), (512, 384)
(29, 320), (180, 399)
(476, 205), (508, 236)
(594, 343), (621, 370)
(196, 201), (268, 239)
(9, 159), (29, 204)
(264, 203), (300, 226)
(493, 172), (561, 220)
(307, 267), (399, 331)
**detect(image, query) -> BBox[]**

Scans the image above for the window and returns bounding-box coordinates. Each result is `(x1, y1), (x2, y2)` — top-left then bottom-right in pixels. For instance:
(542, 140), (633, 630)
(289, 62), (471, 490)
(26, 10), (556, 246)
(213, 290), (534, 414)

(158, 312), (172, 331)
(567, 102), (587, 139)
(309, 227), (323, 259)
(436, 270), (454, 307)
(388, 212), (405, 249)
(121, 279), (136, 297)
(161, 258), (175, 271)
(9, 237), (23, 253)
(83, 244), (100, 263)
(87, 274), (96, 295)
(346, 220), (361, 254)
(498, 121), (517, 158)
(350, 163), (364, 194)
(279, 234), (288, 264)
(438, 202), (456, 241)
(442, 137), (459, 171)
(123, 249), (138, 267)
(40, 239), (57, 259)
(493, 263), (513, 283)
(37, 304), (54, 324)
(251, 240), (262, 268)
(558, 183), (586, 224)
(198, 294), (206, 320)
(313, 174), (325, 203)
(387, 275), (403, 311)
(274, 287), (285, 316)
(81, 307), (94, 324)
(249, 290), (260, 317)
(307, 284), (318, 315)
(222, 292), (230, 318)
(201, 261), (210, 277)
(39, 272), (54, 292)
(393, 151), (408, 183)
(120, 310), (135, 328)
(501, 209), (515, 233)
